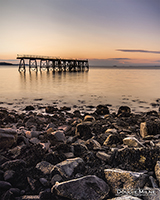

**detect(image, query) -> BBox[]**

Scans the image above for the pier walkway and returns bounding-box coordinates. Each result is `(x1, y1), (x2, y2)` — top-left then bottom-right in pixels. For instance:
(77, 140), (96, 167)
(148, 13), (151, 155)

(17, 54), (89, 72)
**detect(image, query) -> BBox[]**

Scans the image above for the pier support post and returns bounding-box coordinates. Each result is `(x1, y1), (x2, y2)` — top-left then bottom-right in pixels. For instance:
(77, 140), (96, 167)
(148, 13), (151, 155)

(19, 59), (25, 71)
(29, 59), (37, 71)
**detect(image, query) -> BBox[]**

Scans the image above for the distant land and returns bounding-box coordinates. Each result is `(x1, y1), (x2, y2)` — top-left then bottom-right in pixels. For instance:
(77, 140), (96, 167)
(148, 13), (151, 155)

(0, 62), (18, 66)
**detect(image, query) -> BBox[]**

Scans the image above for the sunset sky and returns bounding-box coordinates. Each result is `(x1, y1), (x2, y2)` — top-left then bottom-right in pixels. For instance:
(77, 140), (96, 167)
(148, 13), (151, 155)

(0, 0), (160, 66)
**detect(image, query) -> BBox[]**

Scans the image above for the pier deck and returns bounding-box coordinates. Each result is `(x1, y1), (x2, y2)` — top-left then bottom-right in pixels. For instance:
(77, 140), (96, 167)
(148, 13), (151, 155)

(17, 54), (89, 72)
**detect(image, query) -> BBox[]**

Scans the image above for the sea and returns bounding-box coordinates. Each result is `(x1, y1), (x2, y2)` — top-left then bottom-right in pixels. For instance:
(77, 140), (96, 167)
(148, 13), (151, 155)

(0, 65), (160, 114)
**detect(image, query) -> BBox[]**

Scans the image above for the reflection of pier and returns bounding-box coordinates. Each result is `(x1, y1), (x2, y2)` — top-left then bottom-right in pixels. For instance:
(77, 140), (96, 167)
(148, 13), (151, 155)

(17, 54), (89, 72)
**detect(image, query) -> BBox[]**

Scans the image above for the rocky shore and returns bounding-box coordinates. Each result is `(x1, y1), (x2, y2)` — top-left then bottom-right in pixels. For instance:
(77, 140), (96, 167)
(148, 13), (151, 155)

(1, 104), (160, 199)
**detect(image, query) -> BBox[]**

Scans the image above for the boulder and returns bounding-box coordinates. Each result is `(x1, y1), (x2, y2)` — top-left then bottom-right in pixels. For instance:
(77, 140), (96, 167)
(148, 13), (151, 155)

(117, 106), (131, 117)
(48, 130), (66, 145)
(36, 161), (54, 175)
(75, 123), (92, 140)
(104, 168), (147, 195)
(54, 157), (84, 178)
(52, 175), (110, 200)
(95, 105), (109, 115)
(140, 120), (160, 138)
(123, 136), (145, 147)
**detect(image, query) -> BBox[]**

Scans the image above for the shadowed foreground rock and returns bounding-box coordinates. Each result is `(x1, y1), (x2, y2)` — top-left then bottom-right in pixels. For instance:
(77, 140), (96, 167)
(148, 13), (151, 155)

(52, 175), (110, 200)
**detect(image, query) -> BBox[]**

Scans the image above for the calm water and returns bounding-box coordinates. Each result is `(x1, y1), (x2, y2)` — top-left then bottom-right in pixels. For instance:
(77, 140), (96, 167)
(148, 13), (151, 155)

(0, 65), (160, 113)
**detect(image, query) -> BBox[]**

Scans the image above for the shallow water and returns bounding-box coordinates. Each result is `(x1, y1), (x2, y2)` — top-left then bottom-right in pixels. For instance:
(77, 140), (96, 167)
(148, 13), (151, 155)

(0, 65), (160, 113)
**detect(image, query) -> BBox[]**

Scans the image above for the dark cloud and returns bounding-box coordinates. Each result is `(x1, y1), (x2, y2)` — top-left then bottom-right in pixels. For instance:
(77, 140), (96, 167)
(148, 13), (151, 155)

(117, 49), (160, 54)
(108, 58), (131, 61)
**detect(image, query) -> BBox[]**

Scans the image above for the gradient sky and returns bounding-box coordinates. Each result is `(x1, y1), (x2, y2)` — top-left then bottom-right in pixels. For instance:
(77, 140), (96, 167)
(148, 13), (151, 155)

(0, 0), (160, 66)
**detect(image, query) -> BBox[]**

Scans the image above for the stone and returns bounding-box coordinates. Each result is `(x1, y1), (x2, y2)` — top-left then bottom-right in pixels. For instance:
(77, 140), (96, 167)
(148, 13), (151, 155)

(0, 181), (12, 190)
(30, 137), (41, 144)
(143, 187), (160, 200)
(36, 161), (54, 175)
(52, 175), (110, 200)
(4, 170), (15, 182)
(75, 123), (92, 140)
(140, 120), (160, 138)
(48, 130), (66, 145)
(1, 159), (26, 171)
(96, 151), (111, 162)
(39, 178), (49, 187)
(24, 106), (35, 111)
(103, 134), (122, 146)
(104, 168), (147, 195)
(155, 161), (160, 185)
(51, 174), (63, 185)
(54, 157), (84, 178)
(20, 195), (40, 200)
(117, 106), (131, 117)
(108, 195), (141, 200)
(0, 128), (17, 149)
(95, 104), (109, 115)
(105, 128), (118, 134)
(123, 136), (145, 147)
(84, 115), (95, 122)
(72, 143), (88, 157)
(85, 139), (102, 150)
(45, 106), (58, 114)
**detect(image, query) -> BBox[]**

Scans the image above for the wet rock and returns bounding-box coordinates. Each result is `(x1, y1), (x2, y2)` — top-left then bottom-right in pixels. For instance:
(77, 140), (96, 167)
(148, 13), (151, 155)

(39, 178), (49, 187)
(105, 128), (118, 134)
(48, 130), (66, 145)
(39, 189), (53, 200)
(84, 115), (95, 122)
(54, 157), (84, 178)
(4, 170), (15, 182)
(75, 123), (92, 140)
(51, 174), (63, 185)
(95, 104), (109, 115)
(103, 134), (123, 146)
(0, 181), (12, 190)
(0, 128), (17, 149)
(1, 159), (26, 171)
(117, 106), (131, 117)
(108, 195), (141, 200)
(140, 120), (160, 138)
(85, 139), (102, 150)
(143, 187), (160, 200)
(52, 175), (110, 200)
(96, 151), (111, 162)
(155, 161), (160, 185)
(36, 161), (54, 175)
(24, 106), (35, 111)
(72, 143), (88, 157)
(104, 168), (147, 195)
(45, 106), (58, 114)
(20, 195), (40, 200)
(123, 136), (145, 147)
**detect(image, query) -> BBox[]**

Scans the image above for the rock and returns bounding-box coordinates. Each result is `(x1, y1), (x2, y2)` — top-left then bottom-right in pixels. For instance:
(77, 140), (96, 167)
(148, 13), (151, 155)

(51, 174), (63, 185)
(108, 195), (141, 200)
(48, 130), (66, 145)
(104, 168), (147, 195)
(140, 120), (160, 138)
(0, 128), (17, 149)
(24, 106), (35, 111)
(143, 187), (160, 200)
(20, 195), (40, 200)
(30, 137), (41, 144)
(0, 181), (12, 190)
(95, 104), (109, 115)
(3, 170), (15, 182)
(45, 106), (58, 114)
(85, 139), (102, 150)
(60, 106), (71, 111)
(36, 161), (54, 175)
(123, 136), (145, 147)
(52, 175), (110, 200)
(105, 128), (118, 134)
(84, 115), (95, 122)
(72, 143), (88, 157)
(96, 151), (111, 162)
(54, 157), (84, 178)
(117, 106), (131, 117)
(75, 123), (92, 140)
(155, 161), (160, 185)
(39, 178), (49, 187)
(1, 159), (26, 171)
(103, 134), (122, 146)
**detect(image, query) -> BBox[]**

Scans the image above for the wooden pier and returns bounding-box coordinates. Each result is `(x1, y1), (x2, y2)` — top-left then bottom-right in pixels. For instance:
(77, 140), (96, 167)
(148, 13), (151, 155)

(17, 54), (89, 72)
